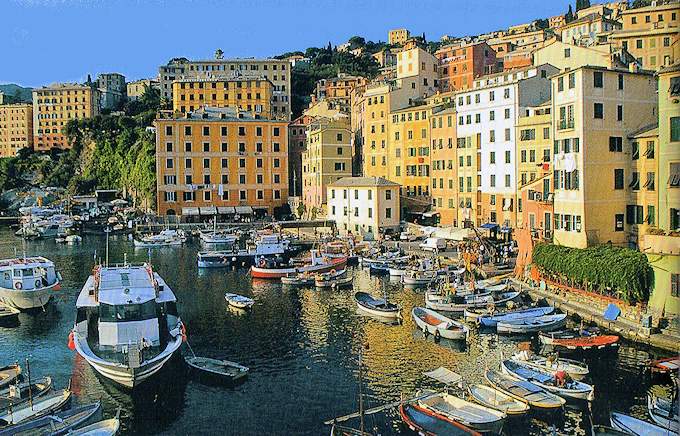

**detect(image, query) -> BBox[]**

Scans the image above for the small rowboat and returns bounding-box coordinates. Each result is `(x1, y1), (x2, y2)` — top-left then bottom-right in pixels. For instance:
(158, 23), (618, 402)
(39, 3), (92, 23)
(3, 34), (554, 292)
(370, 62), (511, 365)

(280, 273), (314, 286)
(224, 293), (255, 309)
(501, 359), (594, 401)
(539, 331), (619, 351)
(648, 393), (679, 433)
(388, 266), (406, 277)
(496, 314), (567, 334)
(0, 402), (102, 436)
(426, 291), (521, 313)
(484, 370), (565, 410)
(0, 376), (53, 413)
(399, 403), (482, 436)
(411, 307), (469, 341)
(315, 275), (353, 289)
(354, 292), (401, 319)
(0, 388), (71, 427)
(649, 356), (680, 374)
(185, 356), (249, 384)
(511, 355), (589, 380)
(66, 416), (121, 436)
(467, 384), (530, 416)
(402, 271), (436, 286)
(417, 390), (506, 434)
(0, 305), (19, 325)
(610, 412), (673, 436)
(0, 365), (21, 390)
(478, 306), (555, 328)
(463, 307), (488, 323)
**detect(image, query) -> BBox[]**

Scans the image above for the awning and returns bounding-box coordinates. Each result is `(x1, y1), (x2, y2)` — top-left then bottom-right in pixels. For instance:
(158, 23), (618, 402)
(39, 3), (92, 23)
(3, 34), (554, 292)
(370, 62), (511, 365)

(480, 223), (499, 230)
(431, 227), (474, 241)
(182, 207), (199, 216)
(199, 206), (217, 215)
(500, 226), (512, 233)
(423, 367), (462, 387)
(217, 206), (236, 215)
(235, 206), (253, 214)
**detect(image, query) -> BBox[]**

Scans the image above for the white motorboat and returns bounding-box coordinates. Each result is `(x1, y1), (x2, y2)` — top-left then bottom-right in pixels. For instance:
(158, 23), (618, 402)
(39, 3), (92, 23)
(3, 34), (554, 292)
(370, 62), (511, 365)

(0, 257), (62, 310)
(199, 220), (239, 244)
(354, 292), (401, 319)
(411, 307), (469, 340)
(73, 263), (184, 389)
(225, 293), (255, 309)
(133, 229), (185, 247)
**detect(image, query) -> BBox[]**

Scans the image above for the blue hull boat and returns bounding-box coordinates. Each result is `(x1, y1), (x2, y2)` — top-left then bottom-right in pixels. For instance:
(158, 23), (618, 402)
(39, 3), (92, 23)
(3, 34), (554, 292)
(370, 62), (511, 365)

(479, 306), (555, 328)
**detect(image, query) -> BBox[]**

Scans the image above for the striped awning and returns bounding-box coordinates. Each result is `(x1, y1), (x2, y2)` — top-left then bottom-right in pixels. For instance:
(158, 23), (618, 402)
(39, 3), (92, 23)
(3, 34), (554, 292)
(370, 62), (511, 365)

(182, 207), (199, 216)
(200, 206), (218, 215)
(235, 206), (254, 214)
(217, 206), (236, 214)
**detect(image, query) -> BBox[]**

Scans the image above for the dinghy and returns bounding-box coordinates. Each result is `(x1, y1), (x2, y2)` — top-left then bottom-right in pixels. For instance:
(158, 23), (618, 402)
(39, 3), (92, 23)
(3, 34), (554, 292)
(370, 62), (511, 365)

(426, 291), (521, 313)
(411, 307), (469, 341)
(185, 356), (249, 384)
(484, 370), (565, 410)
(280, 273), (314, 286)
(647, 393), (679, 433)
(511, 354), (589, 380)
(496, 314), (567, 334)
(467, 384), (530, 416)
(0, 402), (101, 436)
(402, 270), (436, 286)
(500, 359), (594, 401)
(224, 293), (255, 309)
(354, 292), (401, 319)
(0, 376), (52, 413)
(610, 412), (673, 436)
(0, 365), (21, 390)
(0, 388), (71, 427)
(399, 403), (481, 436)
(539, 331), (619, 351)
(314, 270), (351, 289)
(478, 306), (555, 328)
(66, 416), (121, 436)
(417, 390), (506, 434)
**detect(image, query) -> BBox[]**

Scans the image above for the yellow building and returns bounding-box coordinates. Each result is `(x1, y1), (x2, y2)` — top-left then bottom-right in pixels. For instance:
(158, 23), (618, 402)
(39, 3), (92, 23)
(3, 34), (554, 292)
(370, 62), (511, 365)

(314, 74), (367, 113)
(625, 124), (659, 245)
(172, 77), (274, 119)
(362, 83), (392, 179)
(127, 79), (159, 101)
(429, 102), (457, 226)
(533, 40), (633, 71)
(610, 2), (679, 70)
(0, 103), (33, 157)
(32, 83), (99, 150)
(301, 115), (352, 215)
(154, 106), (288, 218)
(551, 66), (657, 248)
(456, 132), (482, 227)
(388, 28), (410, 45)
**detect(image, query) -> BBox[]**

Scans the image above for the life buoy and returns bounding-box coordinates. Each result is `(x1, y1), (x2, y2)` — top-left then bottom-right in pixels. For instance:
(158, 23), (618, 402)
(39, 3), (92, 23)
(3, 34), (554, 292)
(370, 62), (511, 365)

(35, 279), (42, 288)
(330, 269), (336, 275)
(14, 282), (22, 290)
(258, 259), (266, 267)
(67, 331), (75, 351)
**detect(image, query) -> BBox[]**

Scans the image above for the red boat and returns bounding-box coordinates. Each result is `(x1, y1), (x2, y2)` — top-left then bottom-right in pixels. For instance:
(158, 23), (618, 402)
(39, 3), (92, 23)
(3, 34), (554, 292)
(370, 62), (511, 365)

(250, 251), (347, 280)
(399, 403), (481, 436)
(649, 356), (680, 374)
(539, 330), (619, 350)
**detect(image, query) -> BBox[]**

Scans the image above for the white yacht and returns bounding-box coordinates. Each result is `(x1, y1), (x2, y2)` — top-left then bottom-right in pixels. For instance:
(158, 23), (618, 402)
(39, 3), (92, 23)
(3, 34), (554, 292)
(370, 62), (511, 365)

(73, 263), (184, 388)
(132, 229), (186, 248)
(0, 257), (61, 310)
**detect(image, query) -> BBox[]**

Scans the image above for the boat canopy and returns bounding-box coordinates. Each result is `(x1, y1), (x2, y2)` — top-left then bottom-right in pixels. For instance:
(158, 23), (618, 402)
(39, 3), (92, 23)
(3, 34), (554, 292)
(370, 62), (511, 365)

(423, 367), (462, 387)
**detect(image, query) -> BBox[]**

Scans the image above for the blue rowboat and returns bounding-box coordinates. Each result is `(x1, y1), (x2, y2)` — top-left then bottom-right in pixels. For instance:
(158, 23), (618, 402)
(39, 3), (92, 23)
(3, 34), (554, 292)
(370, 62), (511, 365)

(479, 306), (555, 328)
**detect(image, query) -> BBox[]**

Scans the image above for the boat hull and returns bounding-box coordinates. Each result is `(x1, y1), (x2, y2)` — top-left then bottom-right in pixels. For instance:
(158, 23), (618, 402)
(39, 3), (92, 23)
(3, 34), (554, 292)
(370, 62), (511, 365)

(250, 257), (347, 279)
(411, 307), (468, 340)
(611, 412), (672, 436)
(0, 281), (60, 311)
(501, 360), (594, 401)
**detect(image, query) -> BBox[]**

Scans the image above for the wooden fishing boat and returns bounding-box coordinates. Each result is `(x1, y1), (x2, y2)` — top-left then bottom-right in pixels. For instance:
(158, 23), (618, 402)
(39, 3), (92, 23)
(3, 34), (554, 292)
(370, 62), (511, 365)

(478, 307), (555, 328)
(402, 270), (436, 286)
(314, 270), (351, 288)
(280, 273), (315, 286)
(354, 292), (401, 319)
(224, 293), (255, 309)
(417, 390), (506, 434)
(399, 403), (482, 436)
(496, 314), (567, 334)
(538, 331), (619, 351)
(0, 402), (101, 436)
(0, 376), (52, 413)
(484, 370), (565, 410)
(467, 384), (530, 416)
(426, 291), (521, 313)
(251, 252), (347, 280)
(500, 359), (594, 401)
(463, 307), (488, 323)
(0, 388), (71, 427)
(185, 356), (249, 384)
(649, 356), (680, 374)
(0, 305), (19, 326)
(510, 355), (589, 380)
(610, 412), (673, 436)
(66, 416), (121, 436)
(411, 307), (469, 341)
(0, 366), (21, 390)
(647, 392), (679, 433)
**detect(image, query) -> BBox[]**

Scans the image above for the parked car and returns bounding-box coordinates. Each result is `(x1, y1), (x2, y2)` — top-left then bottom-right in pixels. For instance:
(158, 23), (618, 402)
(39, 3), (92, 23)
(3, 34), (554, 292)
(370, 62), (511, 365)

(419, 237), (447, 252)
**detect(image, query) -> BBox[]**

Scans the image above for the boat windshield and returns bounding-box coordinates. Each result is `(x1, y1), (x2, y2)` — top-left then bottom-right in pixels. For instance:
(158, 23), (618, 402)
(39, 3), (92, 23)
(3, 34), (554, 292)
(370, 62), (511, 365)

(100, 301), (158, 322)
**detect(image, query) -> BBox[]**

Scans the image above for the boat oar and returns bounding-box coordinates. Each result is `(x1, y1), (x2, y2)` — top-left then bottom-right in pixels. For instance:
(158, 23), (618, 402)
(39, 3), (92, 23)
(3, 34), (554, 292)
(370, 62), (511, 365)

(184, 339), (197, 358)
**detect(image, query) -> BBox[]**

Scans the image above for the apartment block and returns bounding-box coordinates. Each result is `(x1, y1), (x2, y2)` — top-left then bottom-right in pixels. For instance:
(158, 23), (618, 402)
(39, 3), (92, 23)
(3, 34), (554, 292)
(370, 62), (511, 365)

(456, 64), (558, 228)
(127, 79), (159, 101)
(435, 41), (496, 92)
(154, 106), (288, 217)
(626, 123), (659, 245)
(0, 104), (33, 157)
(534, 40), (634, 71)
(429, 99), (457, 226)
(288, 117), (307, 197)
(362, 83), (392, 180)
(301, 115), (352, 213)
(657, 63), (680, 231)
(327, 177), (400, 239)
(397, 41), (440, 94)
(560, 13), (622, 46)
(388, 28), (410, 45)
(610, 2), (679, 70)
(96, 73), (126, 110)
(32, 83), (99, 150)
(314, 74), (368, 113)
(159, 57), (291, 120)
(172, 77), (273, 119)
(551, 66), (657, 248)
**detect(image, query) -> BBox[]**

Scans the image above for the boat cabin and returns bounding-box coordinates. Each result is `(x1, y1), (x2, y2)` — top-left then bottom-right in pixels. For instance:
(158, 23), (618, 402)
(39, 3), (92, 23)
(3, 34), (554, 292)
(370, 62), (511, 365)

(0, 257), (59, 291)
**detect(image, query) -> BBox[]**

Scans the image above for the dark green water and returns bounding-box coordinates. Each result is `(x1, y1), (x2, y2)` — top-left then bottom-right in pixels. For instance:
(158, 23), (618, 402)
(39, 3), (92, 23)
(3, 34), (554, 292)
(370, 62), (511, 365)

(0, 228), (671, 435)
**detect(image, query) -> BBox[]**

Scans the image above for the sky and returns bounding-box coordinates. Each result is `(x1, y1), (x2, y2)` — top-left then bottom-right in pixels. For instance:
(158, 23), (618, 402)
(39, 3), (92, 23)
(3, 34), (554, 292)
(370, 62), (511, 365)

(1, 0), (573, 87)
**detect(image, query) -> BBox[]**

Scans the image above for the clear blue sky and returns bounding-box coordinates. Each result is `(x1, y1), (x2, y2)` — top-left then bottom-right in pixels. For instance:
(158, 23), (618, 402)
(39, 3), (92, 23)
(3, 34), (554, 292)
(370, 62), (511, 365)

(1, 0), (572, 87)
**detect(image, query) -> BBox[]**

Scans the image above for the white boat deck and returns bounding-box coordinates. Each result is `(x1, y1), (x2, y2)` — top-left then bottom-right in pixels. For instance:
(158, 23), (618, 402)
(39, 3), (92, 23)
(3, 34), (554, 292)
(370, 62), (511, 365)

(76, 265), (176, 307)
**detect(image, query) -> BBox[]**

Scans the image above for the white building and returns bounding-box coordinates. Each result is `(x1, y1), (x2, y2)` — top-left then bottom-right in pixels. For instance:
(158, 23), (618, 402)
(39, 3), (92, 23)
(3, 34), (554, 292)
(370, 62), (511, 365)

(327, 177), (401, 240)
(454, 64), (558, 227)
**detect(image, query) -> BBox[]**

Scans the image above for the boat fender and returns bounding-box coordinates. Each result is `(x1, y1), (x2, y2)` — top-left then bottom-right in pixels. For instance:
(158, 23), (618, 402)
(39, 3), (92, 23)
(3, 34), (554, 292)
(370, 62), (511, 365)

(434, 330), (441, 341)
(68, 331), (75, 351)
(422, 326), (428, 336)
(180, 323), (187, 342)
(35, 279), (42, 288)
(14, 282), (22, 290)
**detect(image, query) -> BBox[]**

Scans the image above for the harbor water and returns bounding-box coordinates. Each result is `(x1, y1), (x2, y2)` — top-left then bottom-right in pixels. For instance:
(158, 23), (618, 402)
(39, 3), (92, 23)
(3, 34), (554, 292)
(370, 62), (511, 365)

(0, 228), (673, 435)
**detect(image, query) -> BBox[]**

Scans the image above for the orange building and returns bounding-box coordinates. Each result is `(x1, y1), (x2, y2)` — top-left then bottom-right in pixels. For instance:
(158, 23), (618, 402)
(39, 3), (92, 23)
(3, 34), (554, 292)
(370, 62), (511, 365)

(435, 41), (497, 92)
(155, 106), (288, 218)
(288, 116), (307, 197)
(314, 74), (368, 113)
(430, 104), (458, 225)
(0, 104), (33, 157)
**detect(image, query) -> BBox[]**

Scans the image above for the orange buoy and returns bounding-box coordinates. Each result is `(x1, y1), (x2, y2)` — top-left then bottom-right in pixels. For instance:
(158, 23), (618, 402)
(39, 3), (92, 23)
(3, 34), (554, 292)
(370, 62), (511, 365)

(180, 323), (187, 342)
(67, 331), (75, 351)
